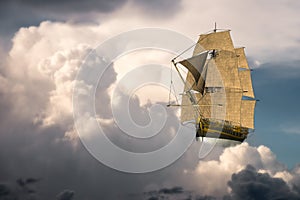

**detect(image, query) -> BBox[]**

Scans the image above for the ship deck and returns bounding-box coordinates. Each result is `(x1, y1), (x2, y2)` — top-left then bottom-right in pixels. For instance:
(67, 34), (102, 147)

(196, 118), (248, 142)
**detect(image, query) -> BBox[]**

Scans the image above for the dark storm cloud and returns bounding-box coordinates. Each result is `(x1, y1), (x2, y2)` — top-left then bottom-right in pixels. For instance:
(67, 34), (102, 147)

(196, 196), (217, 200)
(226, 165), (300, 200)
(158, 186), (184, 194)
(0, 0), (127, 15)
(143, 186), (190, 199)
(5, 0), (182, 15)
(0, 179), (40, 200)
(134, 0), (182, 16)
(141, 187), (217, 200)
(0, 183), (10, 196)
(56, 190), (74, 200)
(0, 0), (127, 39)
(141, 186), (218, 200)
(0, 180), (75, 200)
(0, 0), (182, 40)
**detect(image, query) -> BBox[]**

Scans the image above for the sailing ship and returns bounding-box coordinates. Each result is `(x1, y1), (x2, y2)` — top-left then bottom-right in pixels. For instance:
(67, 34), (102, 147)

(169, 26), (256, 142)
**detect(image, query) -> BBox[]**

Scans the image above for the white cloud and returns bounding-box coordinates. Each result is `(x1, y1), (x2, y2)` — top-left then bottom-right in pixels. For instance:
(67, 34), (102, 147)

(179, 142), (293, 197)
(38, 45), (91, 127)
(281, 125), (300, 135)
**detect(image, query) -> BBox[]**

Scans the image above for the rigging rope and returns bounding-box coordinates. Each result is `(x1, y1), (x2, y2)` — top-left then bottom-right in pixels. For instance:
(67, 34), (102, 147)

(168, 62), (179, 105)
(168, 63), (172, 105)
(172, 42), (197, 62)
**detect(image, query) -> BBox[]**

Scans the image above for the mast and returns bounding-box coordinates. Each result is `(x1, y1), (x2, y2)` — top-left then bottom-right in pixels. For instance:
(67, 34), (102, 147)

(214, 22), (217, 32)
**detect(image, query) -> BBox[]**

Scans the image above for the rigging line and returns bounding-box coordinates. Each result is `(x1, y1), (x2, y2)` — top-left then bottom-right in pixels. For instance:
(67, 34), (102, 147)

(184, 78), (196, 92)
(172, 42), (197, 62)
(171, 82), (179, 105)
(172, 59), (204, 123)
(168, 63), (172, 105)
(188, 92), (203, 120)
(196, 92), (206, 104)
(169, 62), (180, 105)
(183, 82), (204, 118)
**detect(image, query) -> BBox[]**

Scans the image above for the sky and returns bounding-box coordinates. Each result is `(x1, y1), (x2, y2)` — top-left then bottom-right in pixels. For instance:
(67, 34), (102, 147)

(0, 0), (300, 199)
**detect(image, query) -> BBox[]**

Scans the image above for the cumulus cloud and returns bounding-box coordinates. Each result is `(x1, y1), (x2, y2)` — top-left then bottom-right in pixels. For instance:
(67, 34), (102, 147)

(38, 45), (91, 127)
(1, 21), (105, 135)
(181, 143), (285, 197)
(159, 142), (300, 200)
(0, 20), (189, 199)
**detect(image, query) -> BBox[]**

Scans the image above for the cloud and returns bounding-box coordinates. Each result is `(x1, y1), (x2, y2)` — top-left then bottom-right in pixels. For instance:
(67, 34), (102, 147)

(128, 143), (300, 200)
(226, 165), (300, 200)
(143, 186), (187, 199)
(139, 164), (300, 200)
(280, 125), (300, 135)
(0, 178), (40, 200)
(158, 186), (184, 194)
(0, 183), (10, 197)
(0, 0), (182, 16)
(0, 20), (190, 199)
(142, 186), (217, 200)
(38, 44), (92, 128)
(133, 0), (182, 17)
(179, 143), (286, 197)
(56, 190), (75, 200)
(0, 0), (182, 39)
